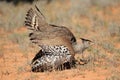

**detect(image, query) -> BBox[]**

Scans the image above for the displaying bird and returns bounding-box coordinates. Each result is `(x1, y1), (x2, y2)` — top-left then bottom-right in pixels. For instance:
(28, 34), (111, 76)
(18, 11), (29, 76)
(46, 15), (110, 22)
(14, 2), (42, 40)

(25, 6), (94, 72)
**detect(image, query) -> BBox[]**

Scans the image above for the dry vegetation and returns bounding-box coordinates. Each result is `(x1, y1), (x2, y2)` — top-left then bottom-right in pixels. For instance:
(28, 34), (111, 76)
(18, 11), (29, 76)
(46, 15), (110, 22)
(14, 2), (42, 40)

(0, 0), (120, 80)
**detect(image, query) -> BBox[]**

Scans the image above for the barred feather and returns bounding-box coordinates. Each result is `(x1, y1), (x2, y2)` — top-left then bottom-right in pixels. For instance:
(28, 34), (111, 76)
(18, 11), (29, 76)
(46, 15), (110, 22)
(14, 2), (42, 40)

(31, 45), (72, 72)
(25, 6), (47, 31)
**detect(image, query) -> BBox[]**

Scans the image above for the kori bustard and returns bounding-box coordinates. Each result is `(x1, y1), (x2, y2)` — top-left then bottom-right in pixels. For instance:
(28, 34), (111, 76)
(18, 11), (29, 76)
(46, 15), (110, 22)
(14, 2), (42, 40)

(25, 6), (94, 72)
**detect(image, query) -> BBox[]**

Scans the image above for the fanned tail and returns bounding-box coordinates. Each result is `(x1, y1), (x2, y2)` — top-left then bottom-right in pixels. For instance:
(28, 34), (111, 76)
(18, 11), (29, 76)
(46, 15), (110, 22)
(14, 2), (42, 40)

(25, 5), (47, 31)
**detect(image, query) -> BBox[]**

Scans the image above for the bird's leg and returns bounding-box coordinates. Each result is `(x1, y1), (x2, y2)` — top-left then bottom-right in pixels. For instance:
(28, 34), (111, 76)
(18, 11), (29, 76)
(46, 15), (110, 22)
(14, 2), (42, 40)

(52, 66), (55, 72)
(61, 64), (64, 70)
(79, 52), (90, 65)
(81, 52), (84, 61)
(79, 52), (87, 64)
(52, 64), (57, 72)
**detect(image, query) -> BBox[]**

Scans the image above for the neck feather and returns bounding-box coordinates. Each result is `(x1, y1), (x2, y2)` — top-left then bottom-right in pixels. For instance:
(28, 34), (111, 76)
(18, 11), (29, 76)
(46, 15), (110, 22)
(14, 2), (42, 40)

(72, 42), (85, 53)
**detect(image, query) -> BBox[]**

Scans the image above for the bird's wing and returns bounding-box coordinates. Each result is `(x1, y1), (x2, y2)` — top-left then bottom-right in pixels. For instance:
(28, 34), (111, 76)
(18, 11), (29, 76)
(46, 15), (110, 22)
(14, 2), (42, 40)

(31, 45), (72, 63)
(39, 45), (71, 56)
(31, 45), (72, 72)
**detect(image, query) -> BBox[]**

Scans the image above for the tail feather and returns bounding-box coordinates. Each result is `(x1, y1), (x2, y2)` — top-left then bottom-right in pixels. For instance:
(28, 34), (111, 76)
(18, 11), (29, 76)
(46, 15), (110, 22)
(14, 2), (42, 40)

(35, 5), (45, 19)
(25, 6), (47, 31)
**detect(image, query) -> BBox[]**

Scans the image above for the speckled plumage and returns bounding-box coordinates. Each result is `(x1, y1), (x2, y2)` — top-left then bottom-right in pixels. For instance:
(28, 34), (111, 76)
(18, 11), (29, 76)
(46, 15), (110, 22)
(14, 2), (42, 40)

(31, 45), (72, 72)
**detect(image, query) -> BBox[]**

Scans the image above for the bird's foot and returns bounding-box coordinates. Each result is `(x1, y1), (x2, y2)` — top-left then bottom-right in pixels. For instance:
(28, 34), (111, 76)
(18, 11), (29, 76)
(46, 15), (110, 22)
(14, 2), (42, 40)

(79, 58), (90, 65)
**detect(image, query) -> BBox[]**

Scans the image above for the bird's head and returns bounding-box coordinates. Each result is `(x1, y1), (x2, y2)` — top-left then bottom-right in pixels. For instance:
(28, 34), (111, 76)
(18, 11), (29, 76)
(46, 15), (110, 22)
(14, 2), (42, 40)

(80, 38), (94, 48)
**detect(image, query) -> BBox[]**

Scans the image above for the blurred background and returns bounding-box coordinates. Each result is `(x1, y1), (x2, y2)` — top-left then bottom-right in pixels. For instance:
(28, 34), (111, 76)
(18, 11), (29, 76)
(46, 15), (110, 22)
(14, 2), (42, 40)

(0, 0), (120, 80)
